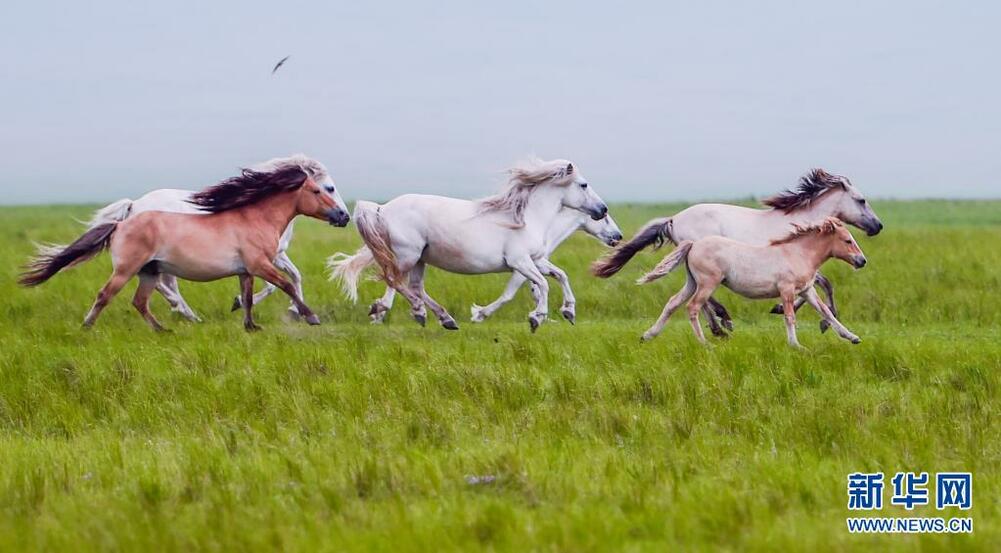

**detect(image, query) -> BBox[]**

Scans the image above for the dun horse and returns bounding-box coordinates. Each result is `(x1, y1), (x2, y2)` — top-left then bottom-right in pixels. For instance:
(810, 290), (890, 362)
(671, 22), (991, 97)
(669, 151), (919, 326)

(19, 159), (350, 331)
(329, 159), (609, 332)
(636, 217), (867, 347)
(81, 154), (344, 321)
(592, 169), (882, 335)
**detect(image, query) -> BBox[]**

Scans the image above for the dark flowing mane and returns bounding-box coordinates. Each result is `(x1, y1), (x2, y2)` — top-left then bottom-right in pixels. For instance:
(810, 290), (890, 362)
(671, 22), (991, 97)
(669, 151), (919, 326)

(770, 217), (842, 245)
(761, 169), (849, 212)
(189, 165), (308, 213)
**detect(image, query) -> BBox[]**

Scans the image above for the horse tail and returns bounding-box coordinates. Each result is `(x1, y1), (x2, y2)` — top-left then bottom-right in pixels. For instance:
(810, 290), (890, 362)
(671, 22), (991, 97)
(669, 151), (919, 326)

(637, 241), (693, 284)
(19, 223), (118, 287)
(591, 217), (674, 278)
(353, 201), (403, 288)
(84, 198), (133, 229)
(326, 246), (375, 303)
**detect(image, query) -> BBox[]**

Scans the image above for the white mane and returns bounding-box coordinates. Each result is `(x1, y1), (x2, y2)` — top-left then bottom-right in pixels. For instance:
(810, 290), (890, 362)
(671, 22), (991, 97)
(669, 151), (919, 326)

(479, 158), (576, 227)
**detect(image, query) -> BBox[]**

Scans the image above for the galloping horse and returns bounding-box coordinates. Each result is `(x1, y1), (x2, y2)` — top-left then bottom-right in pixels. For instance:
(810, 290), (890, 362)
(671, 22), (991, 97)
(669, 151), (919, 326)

(19, 159), (350, 331)
(330, 158), (609, 332)
(81, 154), (343, 321)
(593, 169), (883, 335)
(331, 209), (622, 325)
(636, 217), (867, 347)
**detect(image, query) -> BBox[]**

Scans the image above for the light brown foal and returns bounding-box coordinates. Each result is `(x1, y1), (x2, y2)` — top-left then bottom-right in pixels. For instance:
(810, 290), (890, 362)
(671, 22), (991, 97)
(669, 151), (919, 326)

(637, 217), (867, 347)
(20, 163), (350, 331)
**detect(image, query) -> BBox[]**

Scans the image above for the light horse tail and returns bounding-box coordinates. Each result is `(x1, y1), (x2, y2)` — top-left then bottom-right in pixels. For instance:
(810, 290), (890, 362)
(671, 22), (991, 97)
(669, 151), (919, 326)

(591, 217), (674, 278)
(326, 247), (375, 303)
(19, 223), (118, 287)
(352, 201), (404, 289)
(636, 241), (693, 284)
(84, 198), (133, 229)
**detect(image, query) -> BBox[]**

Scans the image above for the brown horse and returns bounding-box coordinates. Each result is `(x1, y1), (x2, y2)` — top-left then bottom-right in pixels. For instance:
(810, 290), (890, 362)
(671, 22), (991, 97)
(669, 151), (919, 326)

(636, 217), (866, 347)
(19, 158), (350, 331)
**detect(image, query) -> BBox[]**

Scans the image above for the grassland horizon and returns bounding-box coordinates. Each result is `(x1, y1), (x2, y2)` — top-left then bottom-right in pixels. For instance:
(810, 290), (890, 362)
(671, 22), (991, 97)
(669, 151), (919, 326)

(1, 200), (998, 551)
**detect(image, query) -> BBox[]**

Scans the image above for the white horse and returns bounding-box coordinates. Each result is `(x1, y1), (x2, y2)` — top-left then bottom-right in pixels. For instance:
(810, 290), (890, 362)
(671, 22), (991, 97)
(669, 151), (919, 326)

(593, 169), (883, 335)
(334, 209), (622, 325)
(82, 154), (346, 321)
(329, 158), (609, 332)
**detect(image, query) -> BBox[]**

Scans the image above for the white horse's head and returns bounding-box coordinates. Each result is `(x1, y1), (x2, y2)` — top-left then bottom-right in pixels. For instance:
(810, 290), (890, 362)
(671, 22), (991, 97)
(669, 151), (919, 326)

(582, 214), (623, 246)
(763, 169), (883, 236)
(254, 154), (350, 226)
(511, 159), (608, 220)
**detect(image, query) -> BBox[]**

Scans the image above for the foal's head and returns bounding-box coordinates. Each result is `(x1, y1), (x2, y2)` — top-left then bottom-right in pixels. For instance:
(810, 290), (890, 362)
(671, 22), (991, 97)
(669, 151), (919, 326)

(777, 217), (867, 269)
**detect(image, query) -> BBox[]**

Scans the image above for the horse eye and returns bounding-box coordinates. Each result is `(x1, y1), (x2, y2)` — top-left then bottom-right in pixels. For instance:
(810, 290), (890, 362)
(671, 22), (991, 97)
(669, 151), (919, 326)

(858, 198), (866, 204)
(580, 183), (588, 189)
(324, 185), (335, 193)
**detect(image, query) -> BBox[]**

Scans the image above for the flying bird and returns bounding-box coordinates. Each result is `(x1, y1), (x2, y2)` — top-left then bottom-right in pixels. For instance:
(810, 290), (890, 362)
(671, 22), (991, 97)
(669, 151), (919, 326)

(271, 55), (290, 75)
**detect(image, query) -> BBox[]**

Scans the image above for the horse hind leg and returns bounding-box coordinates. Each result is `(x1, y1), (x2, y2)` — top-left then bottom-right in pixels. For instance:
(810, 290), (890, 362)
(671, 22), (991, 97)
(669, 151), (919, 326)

(707, 296), (734, 332)
(369, 287), (396, 324)
(643, 272), (696, 341)
(410, 262), (458, 330)
(132, 269), (168, 331)
(157, 273), (201, 322)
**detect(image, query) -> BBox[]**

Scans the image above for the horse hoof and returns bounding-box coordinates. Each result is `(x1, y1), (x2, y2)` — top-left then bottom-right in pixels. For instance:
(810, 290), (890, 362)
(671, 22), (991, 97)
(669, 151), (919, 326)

(231, 297), (242, 312)
(561, 309), (576, 325)
(368, 303), (382, 316)
(245, 322), (262, 332)
(304, 314), (321, 325)
(442, 319), (459, 331)
(769, 304), (784, 315)
(470, 305), (486, 323)
(641, 332), (654, 342)
(529, 317), (541, 333)
(851, 337), (862, 345)
(414, 314), (426, 327)
(820, 320), (830, 333)
(722, 319), (734, 332)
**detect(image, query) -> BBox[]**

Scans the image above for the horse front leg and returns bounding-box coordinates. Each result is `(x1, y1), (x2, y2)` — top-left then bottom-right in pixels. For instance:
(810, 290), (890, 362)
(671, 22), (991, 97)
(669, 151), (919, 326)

(707, 296), (734, 332)
(780, 292), (802, 348)
(814, 272), (837, 333)
(471, 272), (526, 323)
(246, 257), (320, 325)
(535, 258), (577, 324)
(508, 256), (549, 333)
(802, 288), (860, 344)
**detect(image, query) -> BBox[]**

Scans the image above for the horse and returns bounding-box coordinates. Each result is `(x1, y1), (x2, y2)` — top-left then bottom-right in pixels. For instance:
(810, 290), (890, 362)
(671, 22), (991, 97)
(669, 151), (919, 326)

(592, 169), (883, 335)
(331, 209), (622, 325)
(81, 154), (343, 322)
(19, 159), (350, 331)
(636, 217), (866, 347)
(328, 158), (609, 332)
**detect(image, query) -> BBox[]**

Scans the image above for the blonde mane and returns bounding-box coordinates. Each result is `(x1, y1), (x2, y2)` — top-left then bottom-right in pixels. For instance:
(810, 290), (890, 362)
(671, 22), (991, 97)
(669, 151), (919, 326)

(479, 158), (576, 227)
(770, 217), (843, 245)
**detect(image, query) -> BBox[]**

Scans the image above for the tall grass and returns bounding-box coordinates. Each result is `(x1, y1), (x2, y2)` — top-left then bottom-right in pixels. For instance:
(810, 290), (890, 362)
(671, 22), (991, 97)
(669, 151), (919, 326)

(0, 201), (998, 551)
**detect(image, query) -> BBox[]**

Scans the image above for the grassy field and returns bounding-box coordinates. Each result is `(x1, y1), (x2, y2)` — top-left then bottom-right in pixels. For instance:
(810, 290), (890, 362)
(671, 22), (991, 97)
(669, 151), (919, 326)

(1, 200), (999, 551)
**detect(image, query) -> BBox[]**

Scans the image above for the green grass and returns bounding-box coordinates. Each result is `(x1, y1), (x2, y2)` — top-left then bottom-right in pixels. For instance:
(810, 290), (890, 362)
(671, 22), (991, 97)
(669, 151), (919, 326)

(1, 200), (999, 551)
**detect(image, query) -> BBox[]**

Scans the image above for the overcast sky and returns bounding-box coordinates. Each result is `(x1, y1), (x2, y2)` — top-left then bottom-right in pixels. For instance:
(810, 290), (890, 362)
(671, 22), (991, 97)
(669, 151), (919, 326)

(1, 1), (998, 204)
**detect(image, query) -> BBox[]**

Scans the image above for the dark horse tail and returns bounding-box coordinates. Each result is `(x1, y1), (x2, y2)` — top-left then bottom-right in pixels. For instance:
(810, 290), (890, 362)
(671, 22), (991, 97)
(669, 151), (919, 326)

(591, 217), (674, 278)
(19, 223), (117, 287)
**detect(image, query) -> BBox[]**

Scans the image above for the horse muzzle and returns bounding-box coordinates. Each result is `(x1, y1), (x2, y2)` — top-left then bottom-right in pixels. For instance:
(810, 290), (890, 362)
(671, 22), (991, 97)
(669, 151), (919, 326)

(852, 255), (867, 269)
(864, 219), (884, 236)
(327, 208), (351, 227)
(589, 204), (609, 221)
(604, 231), (623, 247)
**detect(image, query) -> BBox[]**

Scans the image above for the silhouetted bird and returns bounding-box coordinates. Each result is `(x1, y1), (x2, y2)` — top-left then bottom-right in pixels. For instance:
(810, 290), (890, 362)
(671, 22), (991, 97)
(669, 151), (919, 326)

(272, 56), (290, 75)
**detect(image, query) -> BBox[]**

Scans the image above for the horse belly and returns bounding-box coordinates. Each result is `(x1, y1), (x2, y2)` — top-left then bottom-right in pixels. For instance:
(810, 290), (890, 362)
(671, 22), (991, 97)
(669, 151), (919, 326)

(422, 243), (505, 274)
(156, 252), (244, 282)
(721, 268), (780, 299)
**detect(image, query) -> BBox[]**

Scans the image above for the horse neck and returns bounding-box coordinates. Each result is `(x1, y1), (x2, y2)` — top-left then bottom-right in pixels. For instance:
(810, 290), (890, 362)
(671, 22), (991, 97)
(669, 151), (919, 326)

(521, 186), (566, 229)
(779, 233), (832, 273)
(241, 191), (300, 235)
(546, 210), (586, 245)
(769, 191), (841, 226)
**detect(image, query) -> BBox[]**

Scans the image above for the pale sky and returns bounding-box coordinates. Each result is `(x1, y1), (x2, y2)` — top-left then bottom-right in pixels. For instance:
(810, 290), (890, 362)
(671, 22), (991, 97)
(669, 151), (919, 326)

(1, 1), (998, 204)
